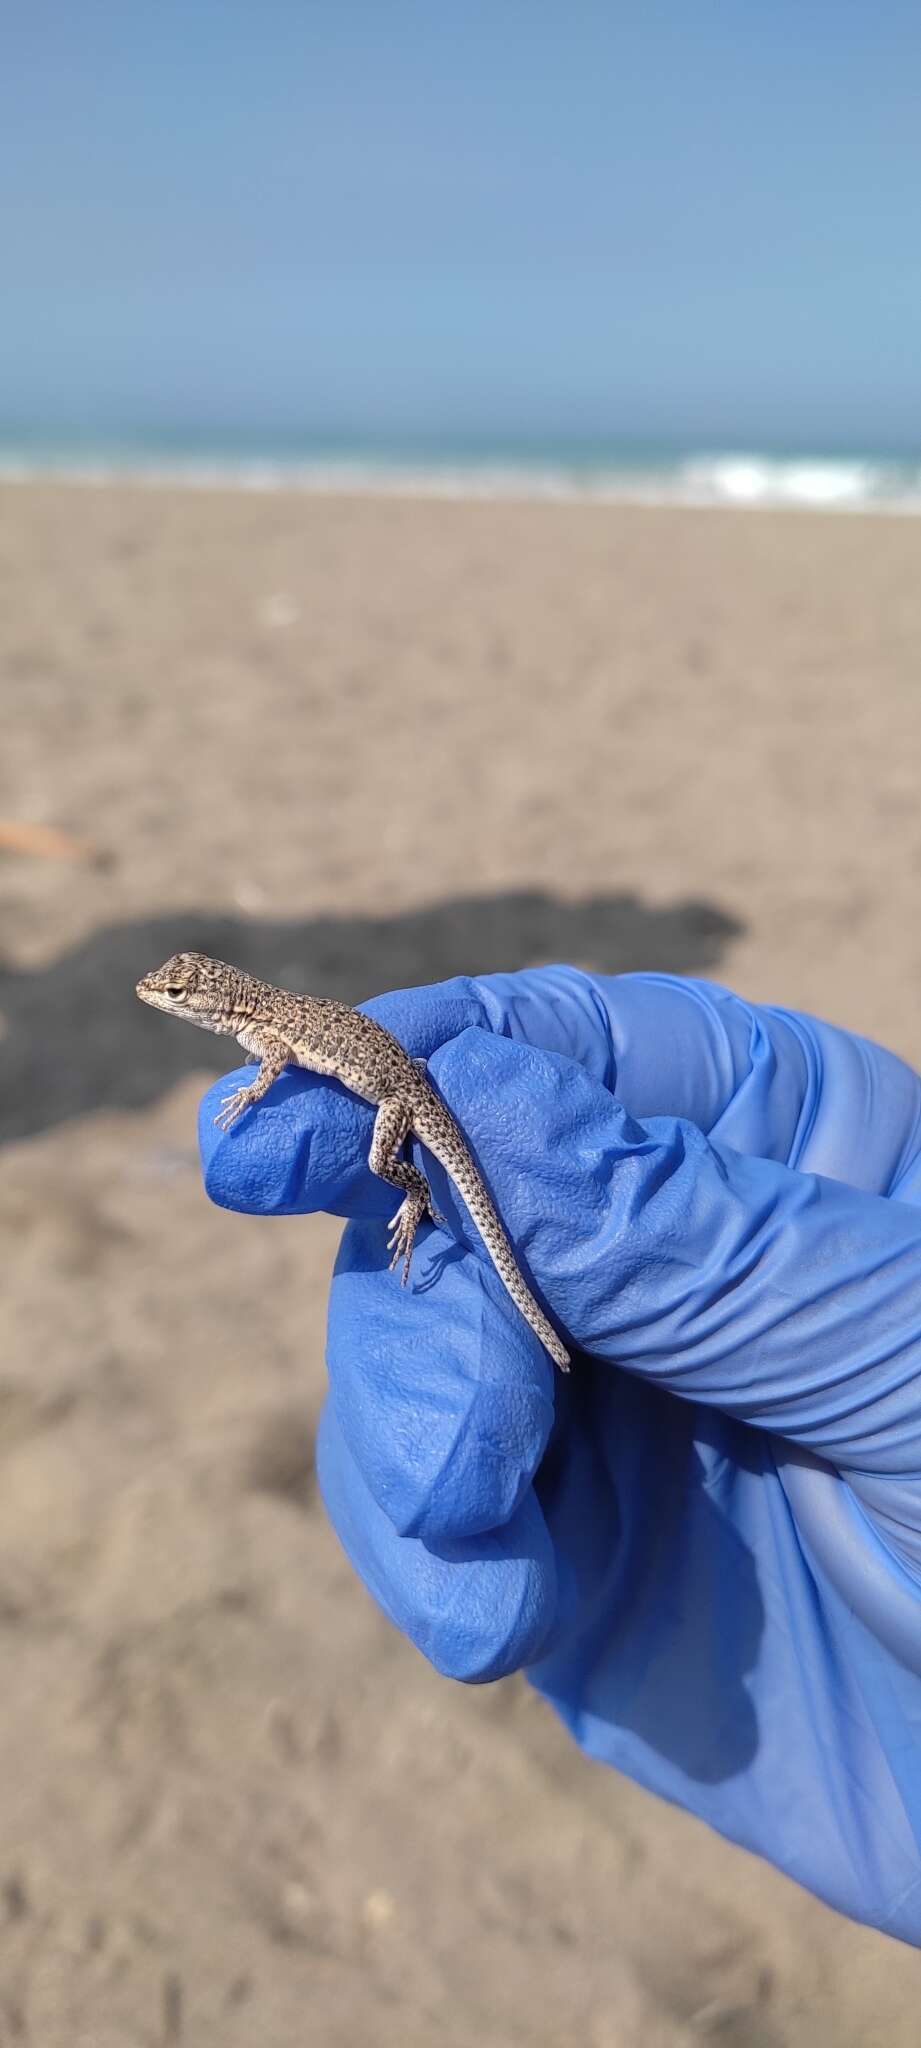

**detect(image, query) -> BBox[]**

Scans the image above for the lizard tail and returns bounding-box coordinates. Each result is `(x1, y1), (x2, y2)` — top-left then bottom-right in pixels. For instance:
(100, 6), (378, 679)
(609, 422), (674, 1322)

(426, 1132), (571, 1372)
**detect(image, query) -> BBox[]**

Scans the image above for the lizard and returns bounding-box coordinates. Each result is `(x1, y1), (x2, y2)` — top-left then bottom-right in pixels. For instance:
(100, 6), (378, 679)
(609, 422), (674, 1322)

(136, 953), (571, 1371)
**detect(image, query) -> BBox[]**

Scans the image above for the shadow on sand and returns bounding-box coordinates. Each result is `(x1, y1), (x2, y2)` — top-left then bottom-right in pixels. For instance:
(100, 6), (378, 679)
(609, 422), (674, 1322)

(0, 887), (742, 1143)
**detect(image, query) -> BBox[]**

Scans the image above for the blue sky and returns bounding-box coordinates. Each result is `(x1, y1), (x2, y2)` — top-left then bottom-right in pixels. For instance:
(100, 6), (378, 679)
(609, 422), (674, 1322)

(2, 1), (920, 453)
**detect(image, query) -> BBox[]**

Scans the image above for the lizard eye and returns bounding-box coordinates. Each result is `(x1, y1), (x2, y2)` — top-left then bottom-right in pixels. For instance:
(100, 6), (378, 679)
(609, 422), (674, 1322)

(165, 984), (187, 1001)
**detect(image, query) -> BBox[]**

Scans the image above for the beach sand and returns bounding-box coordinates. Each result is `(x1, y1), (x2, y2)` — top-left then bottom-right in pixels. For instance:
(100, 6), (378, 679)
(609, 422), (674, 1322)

(2, 480), (921, 2043)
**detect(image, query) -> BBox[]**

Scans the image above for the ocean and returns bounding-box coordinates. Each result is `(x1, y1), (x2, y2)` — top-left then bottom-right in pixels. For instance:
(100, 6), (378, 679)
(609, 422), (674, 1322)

(2, 438), (921, 513)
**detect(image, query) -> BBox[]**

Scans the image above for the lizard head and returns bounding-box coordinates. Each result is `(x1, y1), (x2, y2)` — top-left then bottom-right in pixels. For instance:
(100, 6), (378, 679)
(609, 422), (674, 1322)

(136, 952), (250, 1035)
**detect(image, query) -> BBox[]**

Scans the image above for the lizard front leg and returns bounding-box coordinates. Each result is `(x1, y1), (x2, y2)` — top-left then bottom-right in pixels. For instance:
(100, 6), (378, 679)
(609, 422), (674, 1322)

(214, 1037), (290, 1132)
(369, 1097), (441, 1284)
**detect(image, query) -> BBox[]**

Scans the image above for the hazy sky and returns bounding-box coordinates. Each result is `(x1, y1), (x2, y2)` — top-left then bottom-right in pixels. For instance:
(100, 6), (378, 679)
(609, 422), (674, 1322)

(3, 1), (920, 451)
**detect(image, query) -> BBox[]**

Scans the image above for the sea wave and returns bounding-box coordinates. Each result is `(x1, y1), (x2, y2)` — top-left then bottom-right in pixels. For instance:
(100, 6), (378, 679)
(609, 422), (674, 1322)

(2, 450), (921, 513)
(670, 455), (921, 510)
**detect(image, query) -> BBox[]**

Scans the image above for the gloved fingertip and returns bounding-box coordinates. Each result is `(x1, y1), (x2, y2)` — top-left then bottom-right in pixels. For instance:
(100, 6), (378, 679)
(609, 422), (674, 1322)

(198, 1069), (386, 1218)
(198, 1068), (296, 1213)
(426, 1507), (557, 1681)
(328, 1222), (555, 1543)
(317, 1402), (557, 1681)
(408, 1365), (555, 1546)
(361, 978), (490, 1057)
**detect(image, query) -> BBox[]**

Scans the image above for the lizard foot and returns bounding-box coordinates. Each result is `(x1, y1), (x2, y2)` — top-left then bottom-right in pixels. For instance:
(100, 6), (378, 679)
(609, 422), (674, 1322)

(387, 1194), (427, 1286)
(214, 1086), (254, 1132)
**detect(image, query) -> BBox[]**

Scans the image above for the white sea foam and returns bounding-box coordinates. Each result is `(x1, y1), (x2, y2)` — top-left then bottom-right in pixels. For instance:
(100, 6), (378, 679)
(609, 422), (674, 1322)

(672, 454), (914, 509)
(2, 449), (921, 513)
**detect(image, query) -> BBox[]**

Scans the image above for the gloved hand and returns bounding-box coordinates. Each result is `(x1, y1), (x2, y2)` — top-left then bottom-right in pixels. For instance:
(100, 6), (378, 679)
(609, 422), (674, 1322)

(199, 970), (921, 1943)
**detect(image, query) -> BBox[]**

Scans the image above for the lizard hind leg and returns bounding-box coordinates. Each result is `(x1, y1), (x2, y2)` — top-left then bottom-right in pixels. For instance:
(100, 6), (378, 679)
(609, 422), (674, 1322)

(369, 1097), (440, 1285)
(386, 1191), (429, 1285)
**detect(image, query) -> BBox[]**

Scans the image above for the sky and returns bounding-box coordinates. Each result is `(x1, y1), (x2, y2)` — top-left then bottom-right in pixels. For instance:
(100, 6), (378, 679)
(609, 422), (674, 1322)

(2, 0), (921, 455)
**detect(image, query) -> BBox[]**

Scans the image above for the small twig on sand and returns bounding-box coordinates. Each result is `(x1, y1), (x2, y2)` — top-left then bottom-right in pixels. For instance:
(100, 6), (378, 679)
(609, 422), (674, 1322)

(0, 819), (106, 865)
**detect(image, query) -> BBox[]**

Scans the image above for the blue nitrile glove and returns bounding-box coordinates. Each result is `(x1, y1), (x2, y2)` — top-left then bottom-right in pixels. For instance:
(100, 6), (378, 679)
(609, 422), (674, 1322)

(199, 970), (921, 1943)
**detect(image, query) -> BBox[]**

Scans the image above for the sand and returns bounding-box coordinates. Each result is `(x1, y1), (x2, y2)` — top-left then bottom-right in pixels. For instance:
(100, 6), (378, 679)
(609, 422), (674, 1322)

(1, 479), (921, 2043)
